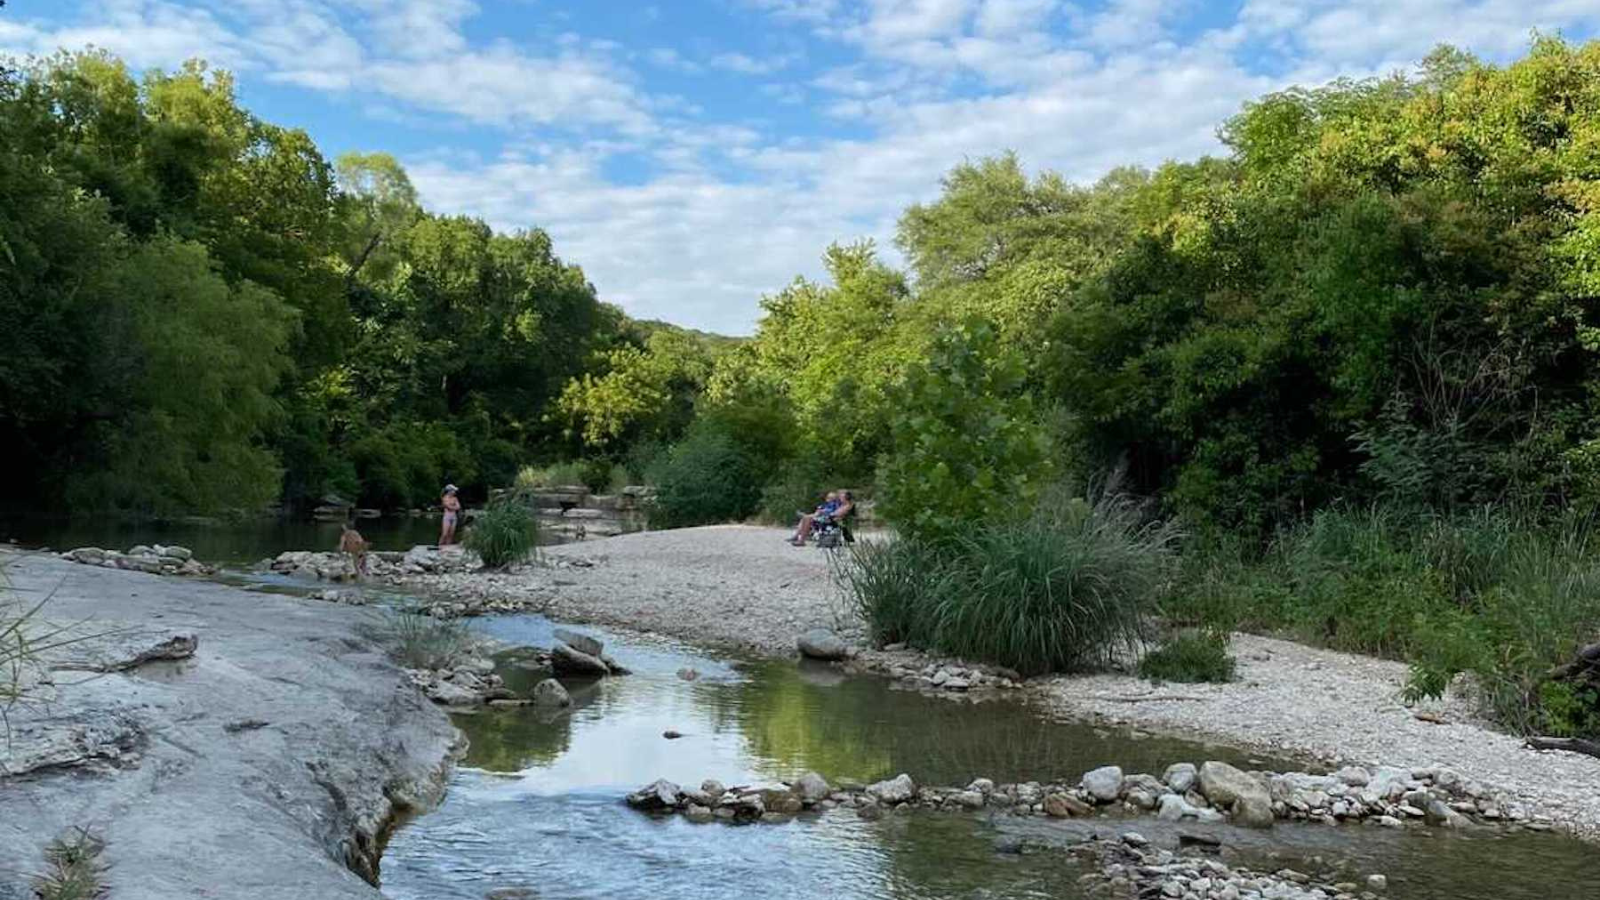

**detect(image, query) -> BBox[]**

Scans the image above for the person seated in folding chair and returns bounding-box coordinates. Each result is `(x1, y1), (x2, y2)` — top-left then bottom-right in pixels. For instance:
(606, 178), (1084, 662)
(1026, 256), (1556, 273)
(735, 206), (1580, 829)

(813, 490), (856, 549)
(789, 491), (840, 546)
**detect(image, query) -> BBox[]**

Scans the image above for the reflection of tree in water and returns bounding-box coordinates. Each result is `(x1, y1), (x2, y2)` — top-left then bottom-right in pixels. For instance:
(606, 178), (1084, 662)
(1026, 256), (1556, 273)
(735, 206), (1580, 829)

(867, 814), (1085, 900)
(697, 661), (1255, 786)
(452, 668), (604, 772)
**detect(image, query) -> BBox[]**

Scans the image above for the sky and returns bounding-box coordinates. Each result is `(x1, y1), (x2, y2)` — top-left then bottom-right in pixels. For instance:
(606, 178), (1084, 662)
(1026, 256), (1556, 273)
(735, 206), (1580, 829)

(2, 1), (1597, 334)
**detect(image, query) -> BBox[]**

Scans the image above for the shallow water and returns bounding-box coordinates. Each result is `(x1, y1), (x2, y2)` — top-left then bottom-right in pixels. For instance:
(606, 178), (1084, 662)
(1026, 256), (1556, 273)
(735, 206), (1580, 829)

(5, 516), (453, 565)
(382, 616), (1597, 900)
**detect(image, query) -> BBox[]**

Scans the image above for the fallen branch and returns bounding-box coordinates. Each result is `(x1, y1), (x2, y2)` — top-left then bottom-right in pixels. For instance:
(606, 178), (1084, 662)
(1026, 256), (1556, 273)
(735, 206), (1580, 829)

(1526, 736), (1600, 760)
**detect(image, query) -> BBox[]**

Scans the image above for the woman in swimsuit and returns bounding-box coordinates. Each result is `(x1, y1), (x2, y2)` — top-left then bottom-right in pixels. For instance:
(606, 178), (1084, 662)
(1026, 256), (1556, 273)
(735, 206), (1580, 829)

(440, 484), (462, 546)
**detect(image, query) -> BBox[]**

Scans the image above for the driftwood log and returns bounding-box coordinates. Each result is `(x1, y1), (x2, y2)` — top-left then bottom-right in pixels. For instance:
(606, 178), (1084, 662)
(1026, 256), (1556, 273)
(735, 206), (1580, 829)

(1526, 737), (1600, 760)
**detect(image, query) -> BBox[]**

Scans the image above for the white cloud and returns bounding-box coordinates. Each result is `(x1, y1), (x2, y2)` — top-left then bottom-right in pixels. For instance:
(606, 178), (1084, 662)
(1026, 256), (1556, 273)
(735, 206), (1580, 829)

(708, 51), (798, 74)
(7, 0), (1600, 333)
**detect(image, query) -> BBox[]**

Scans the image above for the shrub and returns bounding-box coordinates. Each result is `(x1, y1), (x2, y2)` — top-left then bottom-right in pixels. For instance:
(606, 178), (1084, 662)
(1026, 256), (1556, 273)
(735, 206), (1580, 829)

(362, 608), (475, 670)
(464, 500), (539, 568)
(839, 488), (1176, 675)
(515, 461), (590, 491)
(648, 424), (765, 528)
(1138, 630), (1237, 683)
(32, 828), (107, 900)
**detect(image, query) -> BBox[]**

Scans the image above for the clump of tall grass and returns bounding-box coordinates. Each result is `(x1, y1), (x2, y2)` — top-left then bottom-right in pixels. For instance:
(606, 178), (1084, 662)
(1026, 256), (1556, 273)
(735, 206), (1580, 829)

(464, 500), (539, 568)
(839, 488), (1177, 676)
(361, 607), (475, 671)
(1138, 629), (1237, 683)
(3, 561), (105, 710)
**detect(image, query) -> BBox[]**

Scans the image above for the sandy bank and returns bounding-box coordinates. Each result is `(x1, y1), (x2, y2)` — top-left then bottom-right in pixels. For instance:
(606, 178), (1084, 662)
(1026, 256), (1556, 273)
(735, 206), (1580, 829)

(412, 524), (1600, 841)
(0, 550), (460, 900)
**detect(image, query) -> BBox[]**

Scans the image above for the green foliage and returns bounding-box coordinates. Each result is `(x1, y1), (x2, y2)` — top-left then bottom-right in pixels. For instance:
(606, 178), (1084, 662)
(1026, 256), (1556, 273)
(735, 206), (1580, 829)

(841, 491), (1176, 675)
(1172, 506), (1600, 737)
(1138, 630), (1237, 684)
(32, 828), (107, 900)
(362, 608), (475, 671)
(464, 501), (539, 569)
(877, 320), (1050, 543)
(647, 421), (768, 528)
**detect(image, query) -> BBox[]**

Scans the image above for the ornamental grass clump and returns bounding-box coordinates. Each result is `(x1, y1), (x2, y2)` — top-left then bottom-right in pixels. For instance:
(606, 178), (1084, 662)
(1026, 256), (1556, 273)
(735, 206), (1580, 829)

(361, 608), (474, 671)
(464, 499), (539, 569)
(840, 488), (1176, 676)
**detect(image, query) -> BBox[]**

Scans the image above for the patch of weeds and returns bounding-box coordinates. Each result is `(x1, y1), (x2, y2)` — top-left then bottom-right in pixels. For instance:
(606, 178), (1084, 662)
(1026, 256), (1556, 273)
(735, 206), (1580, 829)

(33, 828), (107, 900)
(1138, 630), (1237, 684)
(359, 608), (474, 671)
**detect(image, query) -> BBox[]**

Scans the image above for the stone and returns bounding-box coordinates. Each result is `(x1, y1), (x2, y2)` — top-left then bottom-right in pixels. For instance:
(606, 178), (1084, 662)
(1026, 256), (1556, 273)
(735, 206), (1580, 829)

(1424, 798), (1466, 828)
(1121, 831), (1150, 848)
(553, 627), (604, 658)
(156, 545), (194, 561)
(1367, 874), (1388, 891)
(531, 678), (571, 707)
(1334, 766), (1371, 787)
(797, 628), (849, 661)
(625, 779), (682, 810)
(1044, 793), (1092, 818)
(1163, 763), (1198, 793)
(600, 653), (631, 675)
(551, 642), (610, 677)
(701, 779), (726, 798)
(1081, 765), (1124, 802)
(1199, 761), (1273, 828)
(953, 790), (986, 809)
(866, 773), (917, 804)
(423, 679), (480, 706)
(968, 777), (995, 795)
(794, 771), (831, 804)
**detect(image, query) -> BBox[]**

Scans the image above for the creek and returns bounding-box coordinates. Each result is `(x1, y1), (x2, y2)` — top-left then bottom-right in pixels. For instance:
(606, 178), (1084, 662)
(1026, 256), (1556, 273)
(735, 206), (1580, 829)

(381, 616), (1599, 900)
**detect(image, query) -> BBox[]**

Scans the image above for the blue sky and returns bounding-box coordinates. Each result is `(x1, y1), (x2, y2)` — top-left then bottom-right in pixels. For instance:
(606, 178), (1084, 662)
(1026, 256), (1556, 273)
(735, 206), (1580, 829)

(3, 1), (1598, 333)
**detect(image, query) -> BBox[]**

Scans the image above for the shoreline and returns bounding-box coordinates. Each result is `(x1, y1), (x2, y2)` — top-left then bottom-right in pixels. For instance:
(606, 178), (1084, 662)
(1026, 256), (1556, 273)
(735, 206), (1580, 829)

(0, 549), (462, 900)
(405, 524), (1600, 843)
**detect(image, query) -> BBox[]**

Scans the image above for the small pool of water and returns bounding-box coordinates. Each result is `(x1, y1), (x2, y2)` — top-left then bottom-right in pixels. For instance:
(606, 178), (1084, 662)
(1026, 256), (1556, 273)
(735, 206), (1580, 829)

(4, 516), (453, 566)
(392, 617), (1501, 900)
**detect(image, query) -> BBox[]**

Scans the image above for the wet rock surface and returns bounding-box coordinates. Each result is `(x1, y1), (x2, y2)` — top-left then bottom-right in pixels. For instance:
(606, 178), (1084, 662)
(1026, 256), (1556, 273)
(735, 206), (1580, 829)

(0, 551), (460, 900)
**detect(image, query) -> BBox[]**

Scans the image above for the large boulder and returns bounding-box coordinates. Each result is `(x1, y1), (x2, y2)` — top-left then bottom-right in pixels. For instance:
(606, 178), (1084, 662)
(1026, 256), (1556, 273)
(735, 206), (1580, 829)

(553, 627), (604, 658)
(1081, 765), (1124, 803)
(797, 628), (849, 661)
(1198, 761), (1274, 828)
(551, 642), (610, 677)
(866, 773), (917, 804)
(532, 678), (571, 707)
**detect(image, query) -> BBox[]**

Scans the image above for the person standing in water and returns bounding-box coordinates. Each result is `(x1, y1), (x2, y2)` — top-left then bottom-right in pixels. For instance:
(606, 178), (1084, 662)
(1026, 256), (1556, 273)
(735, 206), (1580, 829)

(440, 484), (462, 546)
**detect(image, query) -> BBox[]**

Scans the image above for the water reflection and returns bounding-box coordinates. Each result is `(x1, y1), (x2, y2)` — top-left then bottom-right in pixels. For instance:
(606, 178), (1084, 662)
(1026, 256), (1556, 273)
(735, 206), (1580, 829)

(387, 615), (1298, 900)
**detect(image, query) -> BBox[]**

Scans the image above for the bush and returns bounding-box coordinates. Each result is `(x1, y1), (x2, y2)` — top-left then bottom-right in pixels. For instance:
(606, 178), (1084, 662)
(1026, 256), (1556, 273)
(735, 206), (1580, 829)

(464, 500), (539, 568)
(1138, 630), (1237, 683)
(361, 608), (475, 670)
(648, 424), (765, 528)
(840, 488), (1175, 675)
(514, 459), (621, 495)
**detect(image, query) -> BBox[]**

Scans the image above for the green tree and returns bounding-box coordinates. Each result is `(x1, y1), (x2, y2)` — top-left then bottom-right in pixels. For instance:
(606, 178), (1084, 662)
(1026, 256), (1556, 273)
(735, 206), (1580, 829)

(878, 321), (1050, 543)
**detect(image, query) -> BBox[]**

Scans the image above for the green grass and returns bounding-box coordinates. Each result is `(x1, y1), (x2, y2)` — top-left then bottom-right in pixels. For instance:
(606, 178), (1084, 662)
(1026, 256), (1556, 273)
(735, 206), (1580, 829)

(464, 500), (539, 568)
(839, 489), (1176, 676)
(361, 608), (475, 670)
(1138, 630), (1237, 683)
(33, 828), (106, 900)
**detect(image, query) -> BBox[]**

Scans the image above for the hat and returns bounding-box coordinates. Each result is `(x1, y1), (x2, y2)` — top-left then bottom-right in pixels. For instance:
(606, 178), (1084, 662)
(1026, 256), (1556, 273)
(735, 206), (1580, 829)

(443, 484), (458, 494)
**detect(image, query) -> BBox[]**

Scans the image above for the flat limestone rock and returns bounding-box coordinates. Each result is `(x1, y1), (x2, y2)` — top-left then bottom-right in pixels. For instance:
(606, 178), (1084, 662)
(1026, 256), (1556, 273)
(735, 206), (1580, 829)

(553, 627), (604, 658)
(551, 642), (610, 677)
